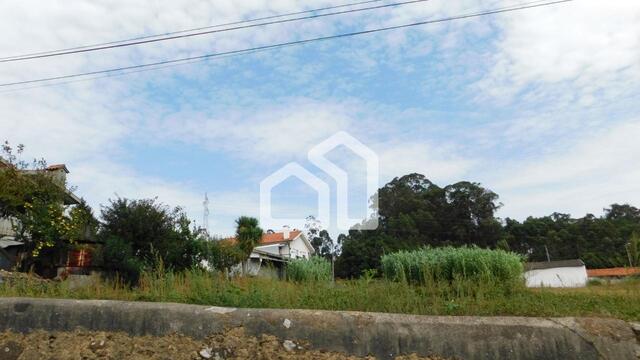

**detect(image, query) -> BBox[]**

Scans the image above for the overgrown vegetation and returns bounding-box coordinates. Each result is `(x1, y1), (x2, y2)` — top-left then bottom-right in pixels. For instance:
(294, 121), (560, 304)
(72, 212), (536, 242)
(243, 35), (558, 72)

(1, 270), (638, 321)
(0, 142), (97, 271)
(99, 198), (205, 283)
(287, 256), (332, 282)
(381, 247), (523, 291)
(200, 239), (244, 274)
(337, 173), (640, 278)
(503, 207), (640, 268)
(2, 142), (639, 327)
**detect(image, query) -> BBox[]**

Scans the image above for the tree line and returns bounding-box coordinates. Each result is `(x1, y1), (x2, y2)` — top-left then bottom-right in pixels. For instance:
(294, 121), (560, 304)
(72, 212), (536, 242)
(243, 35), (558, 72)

(333, 173), (640, 278)
(2, 142), (638, 281)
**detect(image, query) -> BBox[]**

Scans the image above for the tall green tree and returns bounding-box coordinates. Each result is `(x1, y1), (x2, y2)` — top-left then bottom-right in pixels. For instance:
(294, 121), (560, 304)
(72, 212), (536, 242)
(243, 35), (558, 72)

(336, 173), (503, 278)
(443, 181), (503, 247)
(100, 198), (203, 282)
(234, 216), (263, 273)
(503, 204), (640, 268)
(304, 215), (335, 259)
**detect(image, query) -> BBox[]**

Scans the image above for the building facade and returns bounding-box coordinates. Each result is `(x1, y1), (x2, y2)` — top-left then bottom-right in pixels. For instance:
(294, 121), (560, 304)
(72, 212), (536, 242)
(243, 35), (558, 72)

(524, 259), (588, 288)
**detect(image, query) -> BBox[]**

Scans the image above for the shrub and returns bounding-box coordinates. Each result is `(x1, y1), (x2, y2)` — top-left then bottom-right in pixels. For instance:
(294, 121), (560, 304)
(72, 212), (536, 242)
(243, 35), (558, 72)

(381, 246), (524, 287)
(287, 257), (331, 282)
(102, 236), (145, 283)
(99, 198), (204, 282)
(200, 240), (244, 272)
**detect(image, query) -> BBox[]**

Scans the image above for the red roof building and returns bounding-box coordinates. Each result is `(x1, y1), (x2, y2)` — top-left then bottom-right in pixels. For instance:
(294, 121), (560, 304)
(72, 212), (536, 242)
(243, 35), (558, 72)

(224, 227), (314, 260)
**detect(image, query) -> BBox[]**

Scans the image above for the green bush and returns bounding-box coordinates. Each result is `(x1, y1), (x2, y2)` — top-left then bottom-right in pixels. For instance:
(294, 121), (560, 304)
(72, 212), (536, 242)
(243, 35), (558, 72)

(381, 246), (524, 287)
(99, 198), (204, 282)
(102, 236), (145, 283)
(287, 256), (332, 282)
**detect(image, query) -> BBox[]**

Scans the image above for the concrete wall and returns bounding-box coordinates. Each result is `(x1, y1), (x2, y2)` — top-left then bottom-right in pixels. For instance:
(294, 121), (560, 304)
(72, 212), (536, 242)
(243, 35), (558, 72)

(525, 266), (588, 288)
(0, 298), (637, 359)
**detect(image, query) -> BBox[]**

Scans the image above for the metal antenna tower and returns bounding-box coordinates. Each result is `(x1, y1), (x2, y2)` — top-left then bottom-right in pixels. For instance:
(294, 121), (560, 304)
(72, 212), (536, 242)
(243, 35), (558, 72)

(203, 192), (210, 233)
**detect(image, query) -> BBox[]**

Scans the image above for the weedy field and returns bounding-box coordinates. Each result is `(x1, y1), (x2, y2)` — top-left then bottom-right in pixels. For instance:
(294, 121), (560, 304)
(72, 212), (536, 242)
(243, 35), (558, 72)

(1, 269), (638, 322)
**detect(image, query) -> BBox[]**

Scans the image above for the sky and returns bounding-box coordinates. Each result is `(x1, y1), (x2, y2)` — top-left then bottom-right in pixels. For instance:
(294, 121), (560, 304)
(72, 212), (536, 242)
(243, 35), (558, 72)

(1, 0), (639, 237)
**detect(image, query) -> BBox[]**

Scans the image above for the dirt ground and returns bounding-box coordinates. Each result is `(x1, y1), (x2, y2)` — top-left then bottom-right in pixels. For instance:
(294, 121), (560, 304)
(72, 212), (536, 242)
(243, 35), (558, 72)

(0, 328), (445, 360)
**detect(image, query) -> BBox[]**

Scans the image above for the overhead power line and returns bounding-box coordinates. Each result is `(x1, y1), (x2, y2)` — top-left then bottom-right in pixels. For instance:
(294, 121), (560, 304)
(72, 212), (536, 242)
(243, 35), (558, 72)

(0, 47), (280, 93)
(0, 0), (574, 89)
(0, 0), (386, 62)
(0, 0), (430, 63)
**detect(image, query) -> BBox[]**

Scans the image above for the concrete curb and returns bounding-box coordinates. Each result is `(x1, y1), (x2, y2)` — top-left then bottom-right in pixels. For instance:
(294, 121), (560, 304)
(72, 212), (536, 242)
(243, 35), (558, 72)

(0, 297), (637, 359)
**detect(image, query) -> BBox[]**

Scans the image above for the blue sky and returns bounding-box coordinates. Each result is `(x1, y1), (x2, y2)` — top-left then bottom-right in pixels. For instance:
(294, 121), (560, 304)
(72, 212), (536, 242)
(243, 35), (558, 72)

(1, 0), (639, 237)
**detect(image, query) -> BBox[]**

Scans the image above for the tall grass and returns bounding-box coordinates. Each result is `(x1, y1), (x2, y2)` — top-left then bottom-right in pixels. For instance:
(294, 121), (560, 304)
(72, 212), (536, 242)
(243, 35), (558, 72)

(381, 246), (524, 291)
(1, 269), (639, 321)
(287, 256), (332, 282)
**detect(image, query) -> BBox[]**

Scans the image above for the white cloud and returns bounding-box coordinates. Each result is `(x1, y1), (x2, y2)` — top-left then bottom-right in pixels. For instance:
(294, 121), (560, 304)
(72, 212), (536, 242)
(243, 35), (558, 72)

(71, 159), (202, 210)
(496, 120), (640, 189)
(0, 0), (358, 228)
(0, 86), (129, 163)
(491, 119), (640, 219)
(476, 0), (640, 104)
(377, 141), (475, 184)
(70, 157), (263, 234)
(142, 98), (355, 163)
(1, 0), (639, 234)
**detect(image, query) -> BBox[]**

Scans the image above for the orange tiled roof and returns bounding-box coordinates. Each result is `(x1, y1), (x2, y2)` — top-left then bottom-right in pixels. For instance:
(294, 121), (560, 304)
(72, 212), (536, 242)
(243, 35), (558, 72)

(224, 230), (302, 246)
(587, 267), (640, 277)
(260, 230), (302, 244)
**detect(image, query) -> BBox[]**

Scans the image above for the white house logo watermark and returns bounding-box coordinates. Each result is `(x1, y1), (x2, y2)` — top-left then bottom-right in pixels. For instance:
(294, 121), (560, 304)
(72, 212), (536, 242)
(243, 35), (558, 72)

(260, 131), (379, 231)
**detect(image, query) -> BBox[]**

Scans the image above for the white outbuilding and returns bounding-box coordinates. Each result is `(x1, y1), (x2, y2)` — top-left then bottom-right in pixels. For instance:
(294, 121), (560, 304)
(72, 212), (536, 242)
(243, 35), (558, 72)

(524, 259), (588, 288)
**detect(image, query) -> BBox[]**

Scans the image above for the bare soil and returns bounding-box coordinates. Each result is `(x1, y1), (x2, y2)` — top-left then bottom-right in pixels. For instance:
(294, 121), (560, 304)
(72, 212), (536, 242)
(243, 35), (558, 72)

(0, 328), (444, 360)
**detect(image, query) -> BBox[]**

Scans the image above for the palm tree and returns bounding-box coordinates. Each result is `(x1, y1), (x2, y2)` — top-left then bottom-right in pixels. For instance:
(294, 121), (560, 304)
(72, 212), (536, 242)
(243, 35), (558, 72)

(235, 216), (263, 275)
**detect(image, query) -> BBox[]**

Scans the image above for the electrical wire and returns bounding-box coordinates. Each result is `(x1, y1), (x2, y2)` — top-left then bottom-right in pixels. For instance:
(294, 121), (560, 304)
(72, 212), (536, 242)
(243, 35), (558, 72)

(0, 0), (386, 62)
(0, 0), (430, 63)
(0, 0), (574, 89)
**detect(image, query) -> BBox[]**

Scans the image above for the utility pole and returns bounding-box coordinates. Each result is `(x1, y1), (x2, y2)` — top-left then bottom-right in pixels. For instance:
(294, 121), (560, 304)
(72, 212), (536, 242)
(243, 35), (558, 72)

(331, 240), (338, 284)
(545, 245), (551, 262)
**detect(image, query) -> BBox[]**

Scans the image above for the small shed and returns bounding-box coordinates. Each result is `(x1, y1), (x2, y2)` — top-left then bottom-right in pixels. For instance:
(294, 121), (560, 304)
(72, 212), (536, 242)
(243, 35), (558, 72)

(0, 237), (23, 271)
(524, 259), (588, 288)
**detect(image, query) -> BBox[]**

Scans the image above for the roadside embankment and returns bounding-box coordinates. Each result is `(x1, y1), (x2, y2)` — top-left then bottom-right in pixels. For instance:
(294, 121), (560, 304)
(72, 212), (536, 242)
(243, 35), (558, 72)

(0, 297), (638, 359)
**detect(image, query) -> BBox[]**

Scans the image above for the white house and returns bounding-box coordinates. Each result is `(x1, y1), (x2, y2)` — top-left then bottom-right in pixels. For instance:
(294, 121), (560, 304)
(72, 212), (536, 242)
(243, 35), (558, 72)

(252, 226), (314, 260)
(524, 259), (588, 288)
(227, 226), (315, 278)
